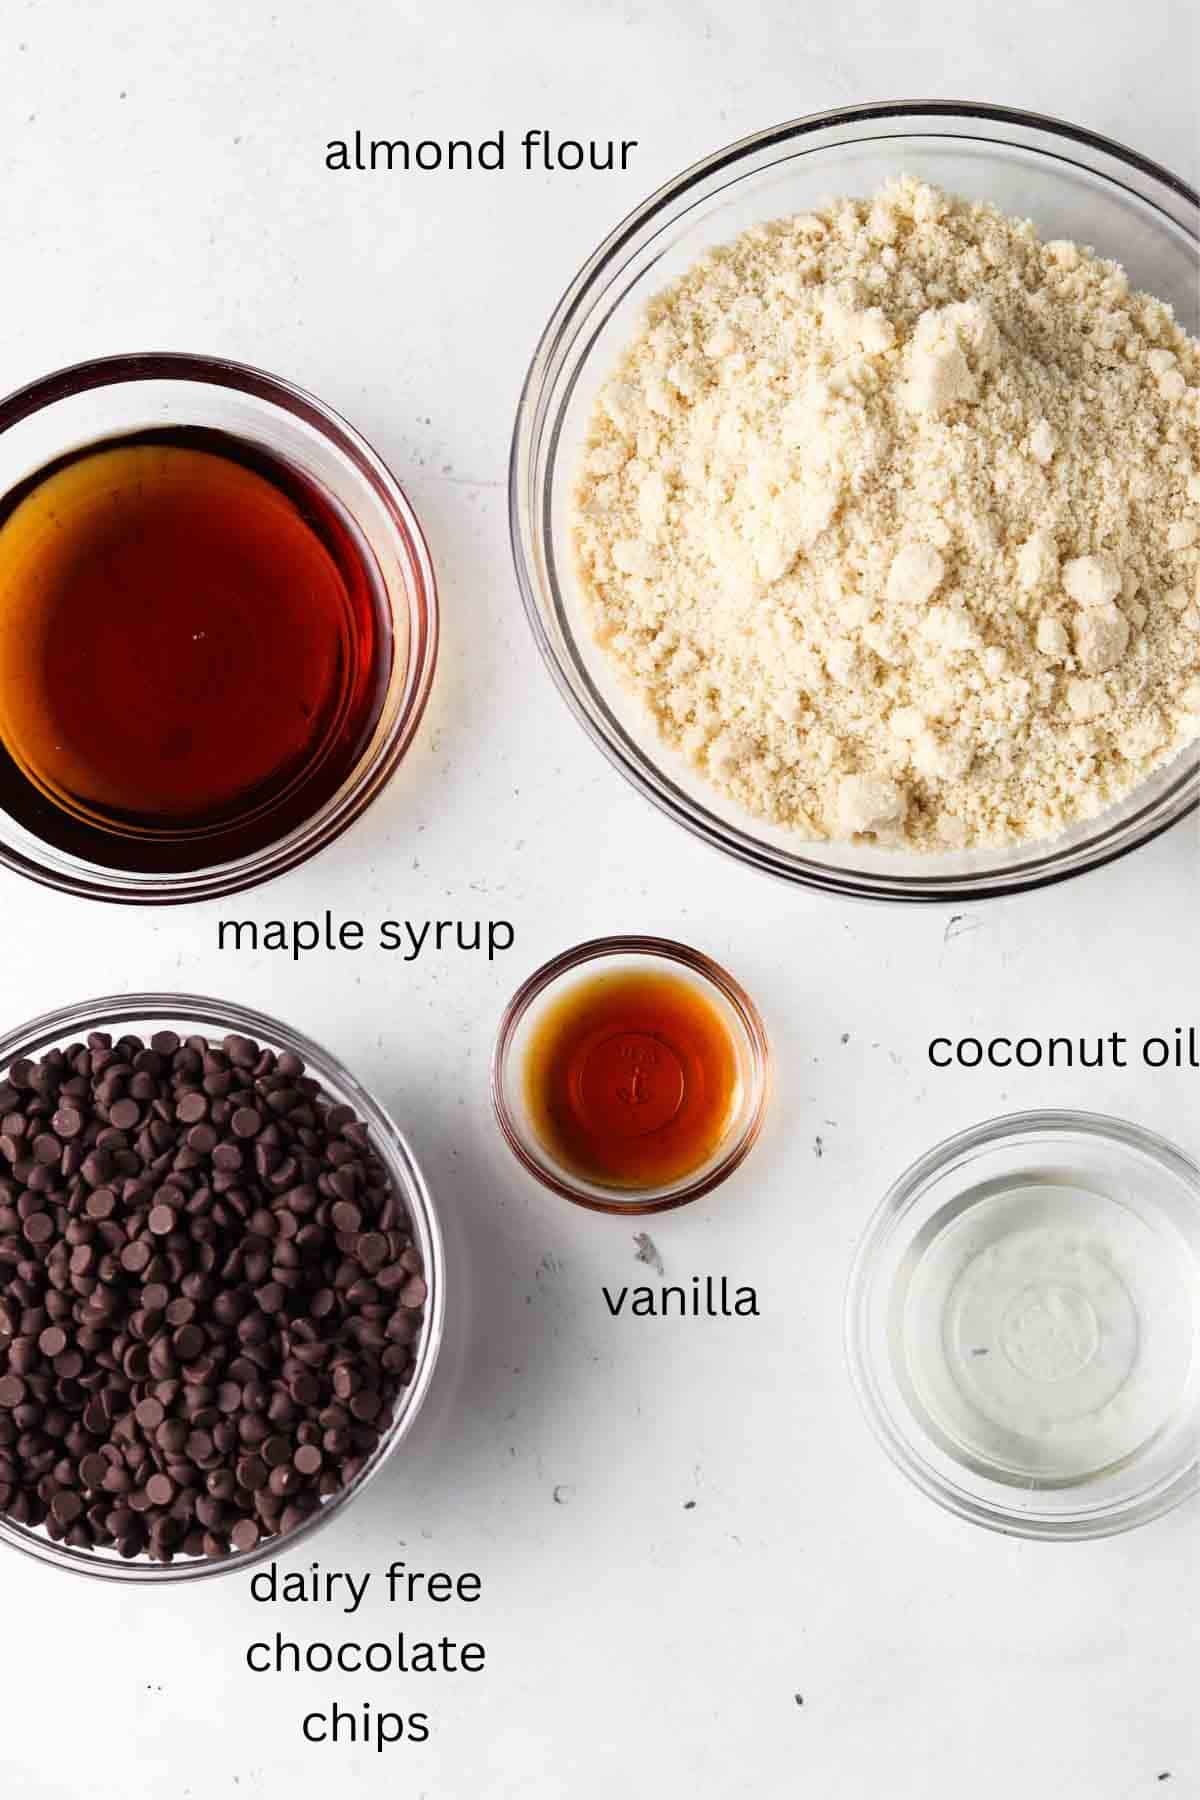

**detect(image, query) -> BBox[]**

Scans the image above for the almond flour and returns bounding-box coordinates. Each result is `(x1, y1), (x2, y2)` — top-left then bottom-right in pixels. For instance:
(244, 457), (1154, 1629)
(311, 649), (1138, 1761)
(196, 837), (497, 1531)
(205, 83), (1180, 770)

(572, 178), (1200, 849)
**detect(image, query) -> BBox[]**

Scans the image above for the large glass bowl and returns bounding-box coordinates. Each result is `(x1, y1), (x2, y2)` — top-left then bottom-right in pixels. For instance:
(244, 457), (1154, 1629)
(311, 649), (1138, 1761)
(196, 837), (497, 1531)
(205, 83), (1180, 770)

(511, 102), (1200, 902)
(0, 354), (439, 903)
(0, 993), (445, 1582)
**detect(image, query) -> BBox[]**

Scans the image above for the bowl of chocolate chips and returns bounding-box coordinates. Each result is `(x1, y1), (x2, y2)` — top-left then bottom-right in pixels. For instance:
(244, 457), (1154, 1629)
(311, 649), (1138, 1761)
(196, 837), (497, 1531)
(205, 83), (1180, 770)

(0, 993), (443, 1580)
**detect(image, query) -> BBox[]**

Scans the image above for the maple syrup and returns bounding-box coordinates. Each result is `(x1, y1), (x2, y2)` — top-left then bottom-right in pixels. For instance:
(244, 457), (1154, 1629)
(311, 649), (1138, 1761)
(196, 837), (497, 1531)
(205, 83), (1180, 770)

(0, 428), (389, 872)
(522, 966), (741, 1189)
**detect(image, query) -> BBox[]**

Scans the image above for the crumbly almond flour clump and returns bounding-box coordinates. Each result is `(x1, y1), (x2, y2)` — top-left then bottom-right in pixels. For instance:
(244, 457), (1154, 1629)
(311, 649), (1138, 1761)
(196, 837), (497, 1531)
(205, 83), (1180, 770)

(572, 178), (1200, 849)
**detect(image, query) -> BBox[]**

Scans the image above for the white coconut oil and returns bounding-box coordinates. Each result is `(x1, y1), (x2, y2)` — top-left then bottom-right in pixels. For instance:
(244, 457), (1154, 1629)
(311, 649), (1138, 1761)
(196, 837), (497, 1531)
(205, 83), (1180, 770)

(895, 1181), (1198, 1483)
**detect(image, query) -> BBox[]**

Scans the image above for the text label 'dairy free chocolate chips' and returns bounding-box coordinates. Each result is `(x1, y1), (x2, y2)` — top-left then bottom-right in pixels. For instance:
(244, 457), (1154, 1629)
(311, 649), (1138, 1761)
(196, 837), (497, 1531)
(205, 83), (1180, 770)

(0, 1027), (427, 1561)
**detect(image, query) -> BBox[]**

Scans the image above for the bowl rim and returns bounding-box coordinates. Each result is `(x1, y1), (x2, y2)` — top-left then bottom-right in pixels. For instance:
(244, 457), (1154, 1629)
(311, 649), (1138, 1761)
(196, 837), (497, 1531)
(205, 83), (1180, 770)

(0, 351), (439, 905)
(510, 100), (1200, 904)
(490, 933), (771, 1214)
(844, 1106), (1200, 1539)
(0, 989), (445, 1581)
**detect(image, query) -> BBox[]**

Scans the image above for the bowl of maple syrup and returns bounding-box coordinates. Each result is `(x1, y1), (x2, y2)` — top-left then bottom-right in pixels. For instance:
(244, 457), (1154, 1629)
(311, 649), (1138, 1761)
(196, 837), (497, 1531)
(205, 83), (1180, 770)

(491, 935), (770, 1213)
(0, 353), (438, 902)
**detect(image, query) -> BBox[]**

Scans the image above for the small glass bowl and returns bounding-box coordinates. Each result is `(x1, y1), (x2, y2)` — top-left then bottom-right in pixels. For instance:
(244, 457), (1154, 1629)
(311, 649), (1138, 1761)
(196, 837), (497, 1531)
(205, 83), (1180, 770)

(0, 992), (445, 1582)
(846, 1110), (1200, 1539)
(491, 935), (770, 1214)
(0, 353), (439, 903)
(511, 102), (1200, 902)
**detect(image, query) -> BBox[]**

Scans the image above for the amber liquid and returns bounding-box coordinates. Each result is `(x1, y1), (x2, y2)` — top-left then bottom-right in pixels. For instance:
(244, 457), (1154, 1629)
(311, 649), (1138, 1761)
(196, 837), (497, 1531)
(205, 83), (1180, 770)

(0, 428), (390, 872)
(523, 968), (741, 1189)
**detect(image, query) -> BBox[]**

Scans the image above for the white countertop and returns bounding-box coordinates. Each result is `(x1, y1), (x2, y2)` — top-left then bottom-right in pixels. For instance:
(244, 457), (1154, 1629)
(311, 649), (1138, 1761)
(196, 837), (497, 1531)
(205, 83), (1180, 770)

(3, 2), (1199, 1795)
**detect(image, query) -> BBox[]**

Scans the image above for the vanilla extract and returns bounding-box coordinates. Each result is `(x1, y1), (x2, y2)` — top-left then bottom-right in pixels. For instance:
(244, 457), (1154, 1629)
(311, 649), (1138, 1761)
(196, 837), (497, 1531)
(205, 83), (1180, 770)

(523, 965), (740, 1191)
(602, 1275), (759, 1317)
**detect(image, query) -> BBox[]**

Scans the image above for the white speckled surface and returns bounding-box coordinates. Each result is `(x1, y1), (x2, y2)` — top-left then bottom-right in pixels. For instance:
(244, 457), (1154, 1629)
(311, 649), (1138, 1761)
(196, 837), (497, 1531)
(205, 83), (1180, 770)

(1, 2), (1198, 1794)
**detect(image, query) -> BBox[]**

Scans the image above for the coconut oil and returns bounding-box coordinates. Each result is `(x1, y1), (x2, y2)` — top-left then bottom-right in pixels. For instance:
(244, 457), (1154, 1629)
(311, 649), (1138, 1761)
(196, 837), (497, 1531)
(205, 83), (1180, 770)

(895, 1181), (1197, 1483)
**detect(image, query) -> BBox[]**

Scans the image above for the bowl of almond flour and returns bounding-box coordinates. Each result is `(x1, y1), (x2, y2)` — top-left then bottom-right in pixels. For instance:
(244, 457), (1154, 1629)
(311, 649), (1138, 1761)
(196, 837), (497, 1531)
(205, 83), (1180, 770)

(511, 103), (1200, 899)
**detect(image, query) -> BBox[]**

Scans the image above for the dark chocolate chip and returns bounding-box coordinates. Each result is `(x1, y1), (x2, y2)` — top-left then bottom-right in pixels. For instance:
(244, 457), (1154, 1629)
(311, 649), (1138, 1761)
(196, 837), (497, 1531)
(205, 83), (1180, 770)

(230, 1517), (259, 1551)
(0, 1026), (425, 1564)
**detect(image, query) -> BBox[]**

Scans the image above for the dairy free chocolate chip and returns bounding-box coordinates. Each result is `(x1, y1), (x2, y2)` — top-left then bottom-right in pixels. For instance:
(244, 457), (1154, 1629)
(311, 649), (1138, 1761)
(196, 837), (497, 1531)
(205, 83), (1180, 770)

(0, 1028), (426, 1562)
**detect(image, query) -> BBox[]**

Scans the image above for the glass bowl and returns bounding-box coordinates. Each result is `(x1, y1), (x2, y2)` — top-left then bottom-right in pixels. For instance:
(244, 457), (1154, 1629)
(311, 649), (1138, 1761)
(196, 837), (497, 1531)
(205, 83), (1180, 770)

(0, 353), (438, 903)
(511, 101), (1200, 902)
(0, 992), (445, 1581)
(846, 1110), (1200, 1538)
(491, 935), (770, 1213)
